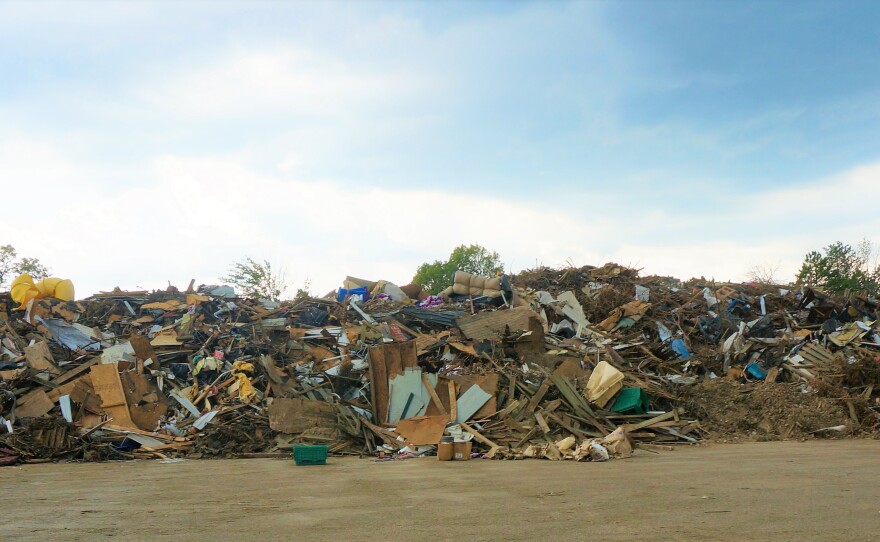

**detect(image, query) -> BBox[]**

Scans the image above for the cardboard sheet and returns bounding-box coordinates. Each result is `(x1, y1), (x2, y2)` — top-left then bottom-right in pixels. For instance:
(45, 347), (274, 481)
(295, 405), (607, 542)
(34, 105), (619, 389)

(395, 415), (449, 445)
(585, 360), (624, 408)
(90, 363), (136, 428)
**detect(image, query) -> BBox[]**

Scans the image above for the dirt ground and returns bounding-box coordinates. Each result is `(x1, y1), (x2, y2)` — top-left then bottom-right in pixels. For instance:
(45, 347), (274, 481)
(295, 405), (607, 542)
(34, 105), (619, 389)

(2, 441), (878, 541)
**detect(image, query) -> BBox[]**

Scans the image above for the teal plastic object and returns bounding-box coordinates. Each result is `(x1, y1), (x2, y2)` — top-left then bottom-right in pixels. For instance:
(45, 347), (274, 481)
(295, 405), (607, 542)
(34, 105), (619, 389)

(610, 387), (650, 414)
(293, 444), (328, 466)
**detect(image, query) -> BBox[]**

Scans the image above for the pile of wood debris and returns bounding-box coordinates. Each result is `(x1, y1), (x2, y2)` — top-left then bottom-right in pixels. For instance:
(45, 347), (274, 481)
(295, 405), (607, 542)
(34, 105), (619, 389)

(1, 263), (878, 465)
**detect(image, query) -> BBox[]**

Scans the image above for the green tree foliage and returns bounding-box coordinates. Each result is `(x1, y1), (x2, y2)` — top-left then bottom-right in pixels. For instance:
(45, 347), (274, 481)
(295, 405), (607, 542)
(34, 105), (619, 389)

(295, 279), (312, 299)
(796, 240), (880, 295)
(221, 258), (288, 300)
(412, 244), (503, 294)
(0, 245), (50, 289)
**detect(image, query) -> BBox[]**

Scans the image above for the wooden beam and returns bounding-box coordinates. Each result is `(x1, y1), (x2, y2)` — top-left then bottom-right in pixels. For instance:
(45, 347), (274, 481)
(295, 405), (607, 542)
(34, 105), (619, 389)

(49, 358), (98, 386)
(492, 398), (521, 420)
(624, 409), (680, 431)
(637, 442), (674, 452)
(546, 412), (601, 438)
(534, 412), (552, 434)
(422, 373), (446, 415)
(524, 379), (551, 415)
(514, 426), (539, 449)
(447, 380), (457, 422)
(460, 421), (500, 449)
(507, 374), (517, 405)
(503, 416), (528, 433)
(360, 416), (402, 450)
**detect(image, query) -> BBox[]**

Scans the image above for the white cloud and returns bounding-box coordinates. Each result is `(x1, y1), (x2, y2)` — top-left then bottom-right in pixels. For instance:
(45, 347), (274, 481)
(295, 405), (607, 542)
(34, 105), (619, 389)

(2, 4), (879, 299)
(746, 162), (880, 220)
(3, 135), (879, 299)
(0, 145), (602, 296)
(134, 48), (440, 120)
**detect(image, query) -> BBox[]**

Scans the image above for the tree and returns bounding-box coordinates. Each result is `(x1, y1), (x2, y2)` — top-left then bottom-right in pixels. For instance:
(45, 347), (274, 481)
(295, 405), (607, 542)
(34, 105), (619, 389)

(412, 244), (503, 294)
(0, 245), (15, 288)
(0, 244), (50, 289)
(746, 262), (781, 285)
(221, 258), (288, 300)
(295, 279), (312, 299)
(796, 240), (880, 295)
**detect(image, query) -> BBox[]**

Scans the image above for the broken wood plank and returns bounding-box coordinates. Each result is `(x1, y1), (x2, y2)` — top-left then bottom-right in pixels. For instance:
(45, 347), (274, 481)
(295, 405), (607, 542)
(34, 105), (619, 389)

(534, 412), (552, 434)
(421, 373), (447, 415)
(624, 409), (680, 431)
(546, 412), (602, 438)
(24, 341), (61, 375)
(368, 346), (390, 423)
(507, 374), (517, 405)
(547, 370), (608, 432)
(538, 398), (562, 415)
(492, 398), (522, 420)
(16, 389), (54, 418)
(90, 363), (138, 429)
(503, 416), (528, 433)
(50, 358), (98, 386)
(447, 380), (457, 422)
(103, 424), (178, 442)
(360, 416), (402, 449)
(523, 379), (551, 416)
(459, 421), (501, 449)
(637, 442), (674, 452)
(456, 306), (542, 340)
(514, 426), (540, 449)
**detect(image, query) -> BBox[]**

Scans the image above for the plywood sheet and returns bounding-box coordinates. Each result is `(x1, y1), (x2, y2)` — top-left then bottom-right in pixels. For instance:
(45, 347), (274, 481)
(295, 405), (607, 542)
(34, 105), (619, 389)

(90, 363), (136, 428)
(121, 371), (168, 431)
(389, 368), (429, 423)
(368, 341), (419, 423)
(395, 415), (448, 445)
(368, 346), (389, 424)
(456, 306), (541, 340)
(16, 389), (54, 418)
(24, 341), (60, 375)
(129, 334), (158, 364)
(454, 385), (492, 424)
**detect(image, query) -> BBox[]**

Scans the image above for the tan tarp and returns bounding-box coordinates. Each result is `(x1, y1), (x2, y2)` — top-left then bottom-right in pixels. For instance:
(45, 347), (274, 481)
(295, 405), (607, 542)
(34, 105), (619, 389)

(442, 271), (504, 298)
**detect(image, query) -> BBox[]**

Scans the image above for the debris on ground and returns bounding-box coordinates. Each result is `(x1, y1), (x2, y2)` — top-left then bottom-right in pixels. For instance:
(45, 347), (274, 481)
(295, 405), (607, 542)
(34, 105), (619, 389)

(1, 263), (878, 465)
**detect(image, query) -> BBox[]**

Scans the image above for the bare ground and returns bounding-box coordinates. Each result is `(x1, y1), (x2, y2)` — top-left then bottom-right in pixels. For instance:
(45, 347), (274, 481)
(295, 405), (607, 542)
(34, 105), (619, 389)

(2, 441), (879, 541)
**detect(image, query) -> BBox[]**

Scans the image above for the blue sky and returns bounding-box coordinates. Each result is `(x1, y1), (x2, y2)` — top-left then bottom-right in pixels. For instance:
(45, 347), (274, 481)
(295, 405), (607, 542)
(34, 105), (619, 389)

(2, 1), (879, 297)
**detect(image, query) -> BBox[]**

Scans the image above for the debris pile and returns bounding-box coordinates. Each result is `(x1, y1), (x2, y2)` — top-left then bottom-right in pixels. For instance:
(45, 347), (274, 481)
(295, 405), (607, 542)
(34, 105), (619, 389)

(1, 264), (878, 465)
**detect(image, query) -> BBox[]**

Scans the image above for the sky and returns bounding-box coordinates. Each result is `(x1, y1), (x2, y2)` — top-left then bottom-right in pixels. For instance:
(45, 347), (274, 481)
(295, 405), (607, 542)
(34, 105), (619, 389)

(2, 0), (880, 298)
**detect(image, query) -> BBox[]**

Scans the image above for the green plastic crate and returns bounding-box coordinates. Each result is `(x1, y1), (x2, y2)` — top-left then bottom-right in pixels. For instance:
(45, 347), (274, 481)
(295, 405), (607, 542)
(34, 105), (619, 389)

(293, 445), (328, 466)
(610, 387), (650, 414)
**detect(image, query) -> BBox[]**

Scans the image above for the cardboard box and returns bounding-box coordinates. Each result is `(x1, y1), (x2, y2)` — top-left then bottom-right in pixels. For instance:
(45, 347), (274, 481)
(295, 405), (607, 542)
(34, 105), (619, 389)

(453, 441), (472, 461)
(438, 441), (454, 461)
